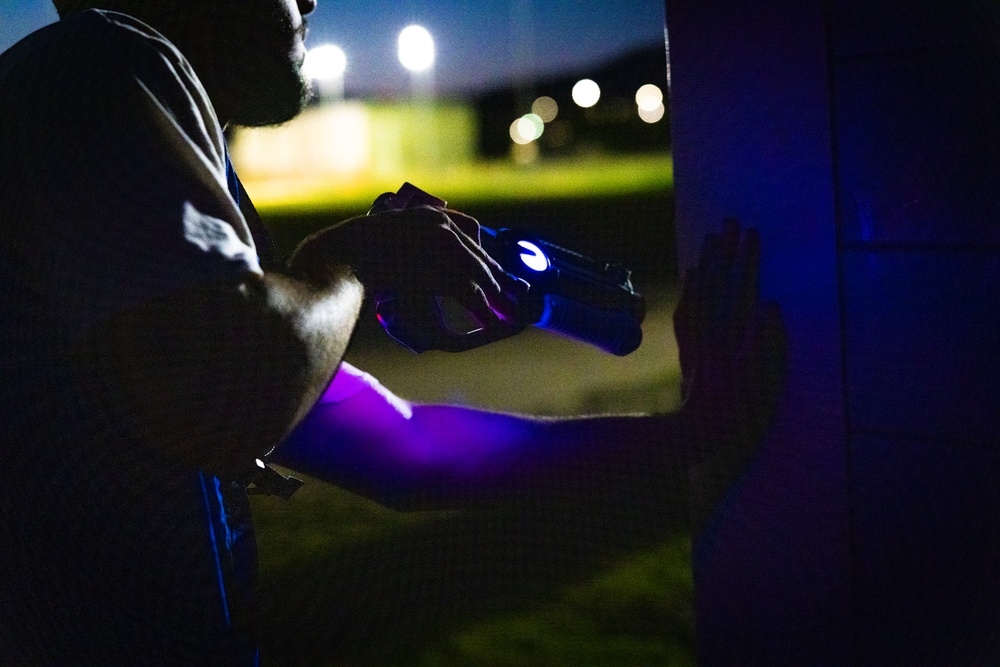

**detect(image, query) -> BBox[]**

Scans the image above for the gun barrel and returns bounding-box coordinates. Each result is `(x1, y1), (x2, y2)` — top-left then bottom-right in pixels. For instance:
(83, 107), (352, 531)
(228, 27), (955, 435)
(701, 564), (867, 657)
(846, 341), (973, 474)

(483, 227), (645, 355)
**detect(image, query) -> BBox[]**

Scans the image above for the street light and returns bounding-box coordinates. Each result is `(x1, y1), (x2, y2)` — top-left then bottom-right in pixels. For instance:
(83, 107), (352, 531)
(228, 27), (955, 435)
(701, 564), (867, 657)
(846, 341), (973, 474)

(303, 44), (347, 103)
(398, 25), (435, 100)
(398, 25), (435, 72)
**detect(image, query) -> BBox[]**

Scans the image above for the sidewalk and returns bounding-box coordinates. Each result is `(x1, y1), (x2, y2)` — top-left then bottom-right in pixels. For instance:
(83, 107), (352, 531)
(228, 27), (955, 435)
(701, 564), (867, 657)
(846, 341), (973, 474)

(344, 288), (681, 417)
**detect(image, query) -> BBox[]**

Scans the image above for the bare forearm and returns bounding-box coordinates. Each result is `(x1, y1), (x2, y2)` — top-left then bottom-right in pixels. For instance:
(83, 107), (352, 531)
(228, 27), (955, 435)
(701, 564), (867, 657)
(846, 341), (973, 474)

(256, 269), (364, 425)
(274, 394), (688, 514)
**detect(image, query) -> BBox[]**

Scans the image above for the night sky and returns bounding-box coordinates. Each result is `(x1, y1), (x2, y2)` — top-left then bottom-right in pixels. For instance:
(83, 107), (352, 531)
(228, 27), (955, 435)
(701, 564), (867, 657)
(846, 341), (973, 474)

(1, 0), (667, 95)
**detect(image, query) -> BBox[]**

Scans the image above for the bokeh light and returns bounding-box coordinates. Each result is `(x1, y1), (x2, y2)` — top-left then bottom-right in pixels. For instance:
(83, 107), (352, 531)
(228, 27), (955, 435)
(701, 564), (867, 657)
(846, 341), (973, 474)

(510, 113), (544, 144)
(635, 83), (663, 111)
(303, 44), (346, 81)
(638, 103), (666, 123)
(398, 25), (435, 72)
(520, 114), (544, 140)
(571, 79), (601, 108)
(509, 120), (530, 144)
(531, 96), (559, 122)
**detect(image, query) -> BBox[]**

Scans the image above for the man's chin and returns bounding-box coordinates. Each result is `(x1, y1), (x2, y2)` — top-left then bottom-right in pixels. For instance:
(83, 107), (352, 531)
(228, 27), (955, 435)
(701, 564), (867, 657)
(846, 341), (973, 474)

(232, 75), (309, 128)
(234, 103), (302, 128)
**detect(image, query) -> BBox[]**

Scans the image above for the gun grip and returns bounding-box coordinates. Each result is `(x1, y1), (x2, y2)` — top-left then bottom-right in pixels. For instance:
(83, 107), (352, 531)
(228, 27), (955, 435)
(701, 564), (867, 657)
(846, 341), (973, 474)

(375, 297), (525, 353)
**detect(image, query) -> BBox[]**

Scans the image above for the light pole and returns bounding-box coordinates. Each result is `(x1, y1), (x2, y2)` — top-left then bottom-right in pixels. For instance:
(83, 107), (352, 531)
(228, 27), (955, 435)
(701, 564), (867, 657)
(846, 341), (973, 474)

(397, 25), (437, 166)
(303, 44), (347, 104)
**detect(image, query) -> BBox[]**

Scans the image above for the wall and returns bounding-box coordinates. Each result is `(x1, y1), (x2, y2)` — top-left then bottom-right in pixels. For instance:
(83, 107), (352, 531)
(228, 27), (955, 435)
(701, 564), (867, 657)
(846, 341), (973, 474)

(664, 0), (1000, 663)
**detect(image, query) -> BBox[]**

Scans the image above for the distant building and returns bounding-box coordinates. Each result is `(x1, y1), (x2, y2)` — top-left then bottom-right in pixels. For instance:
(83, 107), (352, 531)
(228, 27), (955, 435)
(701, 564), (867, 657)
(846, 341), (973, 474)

(229, 100), (478, 185)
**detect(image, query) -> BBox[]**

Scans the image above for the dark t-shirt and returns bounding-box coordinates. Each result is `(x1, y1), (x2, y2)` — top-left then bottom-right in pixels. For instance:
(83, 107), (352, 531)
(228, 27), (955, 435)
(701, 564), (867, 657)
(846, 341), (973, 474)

(0, 10), (263, 664)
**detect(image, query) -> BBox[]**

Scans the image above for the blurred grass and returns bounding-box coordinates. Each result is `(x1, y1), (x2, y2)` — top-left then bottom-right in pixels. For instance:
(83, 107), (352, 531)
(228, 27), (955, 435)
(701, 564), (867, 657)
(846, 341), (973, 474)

(251, 489), (693, 667)
(240, 153), (672, 215)
(415, 538), (694, 667)
(247, 155), (689, 665)
(250, 291), (693, 666)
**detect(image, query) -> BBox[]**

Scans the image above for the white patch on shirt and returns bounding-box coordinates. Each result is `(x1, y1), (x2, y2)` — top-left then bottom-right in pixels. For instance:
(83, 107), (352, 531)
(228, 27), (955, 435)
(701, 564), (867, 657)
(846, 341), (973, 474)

(182, 201), (260, 270)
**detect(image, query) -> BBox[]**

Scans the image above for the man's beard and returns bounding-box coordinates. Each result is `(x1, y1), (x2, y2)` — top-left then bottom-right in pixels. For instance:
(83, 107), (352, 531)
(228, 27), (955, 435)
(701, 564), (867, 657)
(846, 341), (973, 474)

(229, 50), (309, 127)
(220, 3), (311, 128)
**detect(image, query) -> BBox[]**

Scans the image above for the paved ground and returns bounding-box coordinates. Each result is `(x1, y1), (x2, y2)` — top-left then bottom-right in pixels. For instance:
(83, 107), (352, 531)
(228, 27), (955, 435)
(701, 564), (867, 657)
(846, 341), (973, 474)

(344, 287), (681, 417)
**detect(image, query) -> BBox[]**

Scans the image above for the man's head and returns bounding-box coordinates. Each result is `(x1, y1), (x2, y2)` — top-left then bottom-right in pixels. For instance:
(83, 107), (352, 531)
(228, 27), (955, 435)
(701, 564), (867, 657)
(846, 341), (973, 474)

(51, 0), (90, 16)
(51, 0), (317, 128)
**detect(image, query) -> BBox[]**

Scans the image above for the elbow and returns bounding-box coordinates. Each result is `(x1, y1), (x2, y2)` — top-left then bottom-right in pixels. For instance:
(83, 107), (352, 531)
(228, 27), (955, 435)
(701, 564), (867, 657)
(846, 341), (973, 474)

(75, 273), (355, 477)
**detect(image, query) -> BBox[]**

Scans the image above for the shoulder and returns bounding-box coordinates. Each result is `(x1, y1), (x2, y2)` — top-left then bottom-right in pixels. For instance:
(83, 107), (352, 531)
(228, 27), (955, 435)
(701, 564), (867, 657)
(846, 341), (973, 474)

(0, 9), (225, 175)
(1, 10), (218, 130)
(1, 10), (182, 85)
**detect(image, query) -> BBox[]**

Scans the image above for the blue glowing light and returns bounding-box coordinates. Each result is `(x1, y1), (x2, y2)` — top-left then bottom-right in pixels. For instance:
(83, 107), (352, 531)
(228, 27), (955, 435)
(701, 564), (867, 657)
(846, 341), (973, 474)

(517, 240), (548, 272)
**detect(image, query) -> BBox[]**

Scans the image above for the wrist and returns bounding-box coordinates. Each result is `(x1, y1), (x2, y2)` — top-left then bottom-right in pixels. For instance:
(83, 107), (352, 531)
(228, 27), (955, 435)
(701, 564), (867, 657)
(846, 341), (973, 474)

(286, 220), (368, 289)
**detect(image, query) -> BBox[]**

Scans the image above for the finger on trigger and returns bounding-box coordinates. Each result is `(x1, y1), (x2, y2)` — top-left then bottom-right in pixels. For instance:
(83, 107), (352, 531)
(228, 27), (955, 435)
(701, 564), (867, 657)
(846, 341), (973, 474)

(452, 280), (498, 327)
(454, 249), (519, 321)
(451, 224), (523, 300)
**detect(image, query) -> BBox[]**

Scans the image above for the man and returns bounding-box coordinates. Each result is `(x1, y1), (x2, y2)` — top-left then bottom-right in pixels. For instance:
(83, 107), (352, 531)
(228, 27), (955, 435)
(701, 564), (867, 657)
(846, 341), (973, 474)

(0, 0), (784, 663)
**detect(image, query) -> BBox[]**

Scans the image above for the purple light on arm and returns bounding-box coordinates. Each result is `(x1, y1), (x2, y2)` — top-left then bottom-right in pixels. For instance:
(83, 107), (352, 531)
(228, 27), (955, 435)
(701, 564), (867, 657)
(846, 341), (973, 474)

(400, 406), (529, 472)
(274, 363), (536, 505)
(274, 364), (674, 511)
(316, 361), (413, 417)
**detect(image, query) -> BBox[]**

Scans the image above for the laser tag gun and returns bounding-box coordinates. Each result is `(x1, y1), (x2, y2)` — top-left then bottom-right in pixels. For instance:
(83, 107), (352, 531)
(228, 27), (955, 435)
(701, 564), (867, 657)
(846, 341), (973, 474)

(368, 183), (645, 356)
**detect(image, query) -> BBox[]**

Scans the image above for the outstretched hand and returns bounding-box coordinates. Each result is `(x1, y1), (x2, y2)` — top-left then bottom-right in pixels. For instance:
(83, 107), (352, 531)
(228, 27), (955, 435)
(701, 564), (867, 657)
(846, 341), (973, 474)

(673, 220), (787, 534)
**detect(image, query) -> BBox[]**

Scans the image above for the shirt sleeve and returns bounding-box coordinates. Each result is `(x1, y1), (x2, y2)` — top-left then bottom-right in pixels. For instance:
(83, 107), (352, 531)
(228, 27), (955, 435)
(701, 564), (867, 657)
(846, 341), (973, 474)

(0, 11), (261, 343)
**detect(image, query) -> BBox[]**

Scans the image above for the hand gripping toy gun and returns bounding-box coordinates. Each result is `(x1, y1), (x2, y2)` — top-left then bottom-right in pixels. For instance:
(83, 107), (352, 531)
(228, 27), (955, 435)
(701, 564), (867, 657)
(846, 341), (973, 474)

(368, 183), (645, 356)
